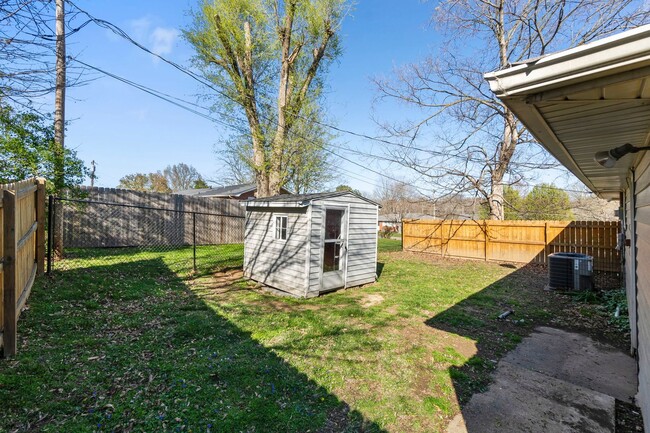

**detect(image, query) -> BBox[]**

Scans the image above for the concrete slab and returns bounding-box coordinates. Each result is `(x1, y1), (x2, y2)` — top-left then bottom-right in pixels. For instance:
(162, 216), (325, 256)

(447, 327), (638, 433)
(502, 326), (637, 402)
(447, 361), (615, 433)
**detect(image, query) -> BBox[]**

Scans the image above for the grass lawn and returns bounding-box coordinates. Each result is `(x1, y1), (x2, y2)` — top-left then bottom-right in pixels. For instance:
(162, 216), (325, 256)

(0, 239), (626, 432)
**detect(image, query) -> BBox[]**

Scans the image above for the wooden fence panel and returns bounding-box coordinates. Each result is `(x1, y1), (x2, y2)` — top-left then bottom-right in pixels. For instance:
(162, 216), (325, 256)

(403, 219), (620, 272)
(61, 187), (245, 248)
(1, 178), (45, 357)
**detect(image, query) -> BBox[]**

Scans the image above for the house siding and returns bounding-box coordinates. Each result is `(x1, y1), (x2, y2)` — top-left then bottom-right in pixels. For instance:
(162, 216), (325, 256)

(631, 152), (650, 432)
(244, 207), (308, 296)
(625, 175), (638, 352)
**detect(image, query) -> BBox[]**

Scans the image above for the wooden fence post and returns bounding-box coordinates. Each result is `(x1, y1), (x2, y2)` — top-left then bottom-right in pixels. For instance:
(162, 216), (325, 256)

(484, 221), (490, 261)
(544, 222), (550, 265)
(3, 189), (16, 357)
(35, 179), (46, 276)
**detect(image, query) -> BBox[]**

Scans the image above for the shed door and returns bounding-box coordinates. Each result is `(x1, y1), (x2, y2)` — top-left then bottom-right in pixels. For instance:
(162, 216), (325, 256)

(322, 208), (347, 291)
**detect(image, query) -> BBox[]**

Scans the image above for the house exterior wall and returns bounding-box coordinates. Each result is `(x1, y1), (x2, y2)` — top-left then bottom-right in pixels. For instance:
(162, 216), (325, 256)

(243, 207), (308, 297)
(629, 152), (650, 431)
(625, 177), (638, 352)
(306, 196), (379, 296)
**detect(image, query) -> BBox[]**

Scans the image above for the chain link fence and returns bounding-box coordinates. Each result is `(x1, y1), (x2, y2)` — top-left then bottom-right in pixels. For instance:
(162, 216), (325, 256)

(47, 197), (245, 277)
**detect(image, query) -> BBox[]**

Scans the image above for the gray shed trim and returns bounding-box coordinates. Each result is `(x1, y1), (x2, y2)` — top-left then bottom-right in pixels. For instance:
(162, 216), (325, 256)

(244, 191), (382, 207)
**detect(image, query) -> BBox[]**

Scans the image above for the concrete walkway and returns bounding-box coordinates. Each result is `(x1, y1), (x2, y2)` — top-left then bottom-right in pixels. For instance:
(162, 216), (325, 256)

(447, 327), (637, 433)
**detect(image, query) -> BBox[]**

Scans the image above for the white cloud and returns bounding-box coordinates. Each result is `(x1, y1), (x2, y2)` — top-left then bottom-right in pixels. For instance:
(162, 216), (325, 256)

(129, 17), (152, 41)
(125, 17), (179, 60)
(150, 27), (179, 57)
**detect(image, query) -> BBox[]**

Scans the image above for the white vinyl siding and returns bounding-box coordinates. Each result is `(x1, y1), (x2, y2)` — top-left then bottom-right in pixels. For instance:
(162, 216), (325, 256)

(244, 208), (308, 297)
(244, 193), (379, 298)
(632, 152), (650, 432)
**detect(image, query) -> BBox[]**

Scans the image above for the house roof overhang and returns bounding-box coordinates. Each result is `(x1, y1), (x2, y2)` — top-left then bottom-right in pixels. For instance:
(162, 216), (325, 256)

(484, 24), (650, 199)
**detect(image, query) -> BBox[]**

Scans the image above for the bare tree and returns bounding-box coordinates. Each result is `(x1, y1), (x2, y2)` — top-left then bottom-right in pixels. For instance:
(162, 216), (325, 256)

(374, 179), (420, 223)
(1, 0), (56, 105)
(163, 163), (204, 191)
(375, 0), (649, 220)
(185, 0), (349, 197)
(568, 185), (619, 221)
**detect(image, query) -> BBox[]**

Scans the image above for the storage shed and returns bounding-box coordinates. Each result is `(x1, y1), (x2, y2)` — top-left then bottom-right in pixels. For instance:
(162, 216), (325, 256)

(243, 191), (380, 297)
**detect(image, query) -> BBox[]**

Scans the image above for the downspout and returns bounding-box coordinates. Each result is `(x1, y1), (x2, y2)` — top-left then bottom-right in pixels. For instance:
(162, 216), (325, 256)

(631, 168), (640, 363)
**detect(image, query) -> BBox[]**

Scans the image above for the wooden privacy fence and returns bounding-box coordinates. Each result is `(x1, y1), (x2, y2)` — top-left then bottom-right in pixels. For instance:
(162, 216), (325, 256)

(403, 219), (620, 272)
(60, 186), (245, 248)
(1, 179), (46, 356)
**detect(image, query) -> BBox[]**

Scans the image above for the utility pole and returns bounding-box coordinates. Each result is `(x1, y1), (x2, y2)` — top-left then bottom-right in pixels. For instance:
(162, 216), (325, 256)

(54, 0), (66, 192)
(90, 160), (96, 187)
(53, 0), (66, 255)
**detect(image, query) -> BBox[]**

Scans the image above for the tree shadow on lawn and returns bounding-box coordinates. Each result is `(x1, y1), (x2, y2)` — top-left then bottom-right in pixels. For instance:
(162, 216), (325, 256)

(424, 262), (628, 430)
(56, 244), (245, 279)
(1, 258), (384, 432)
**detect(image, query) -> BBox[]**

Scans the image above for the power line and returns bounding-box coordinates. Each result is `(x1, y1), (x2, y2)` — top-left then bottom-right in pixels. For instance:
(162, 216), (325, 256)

(65, 2), (561, 197)
(70, 57), (389, 190)
(64, 1), (425, 189)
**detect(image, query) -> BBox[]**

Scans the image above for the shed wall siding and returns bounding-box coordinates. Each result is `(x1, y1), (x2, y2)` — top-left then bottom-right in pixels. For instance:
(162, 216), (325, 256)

(307, 196), (378, 294)
(633, 152), (650, 433)
(244, 207), (308, 296)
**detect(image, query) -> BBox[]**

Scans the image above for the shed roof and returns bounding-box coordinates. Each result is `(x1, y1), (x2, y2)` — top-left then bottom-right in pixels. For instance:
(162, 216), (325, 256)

(484, 24), (650, 199)
(245, 191), (381, 208)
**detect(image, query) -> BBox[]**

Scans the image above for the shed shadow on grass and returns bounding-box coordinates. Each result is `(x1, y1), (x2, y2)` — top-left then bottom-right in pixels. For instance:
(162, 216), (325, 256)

(423, 262), (627, 432)
(376, 262), (385, 279)
(3, 257), (384, 432)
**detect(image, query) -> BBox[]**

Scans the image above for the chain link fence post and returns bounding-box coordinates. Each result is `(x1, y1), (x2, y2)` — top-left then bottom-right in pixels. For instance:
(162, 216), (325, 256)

(193, 212), (197, 274)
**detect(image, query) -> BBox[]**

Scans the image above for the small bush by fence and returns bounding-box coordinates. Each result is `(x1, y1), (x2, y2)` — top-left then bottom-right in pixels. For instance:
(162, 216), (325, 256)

(403, 219), (620, 272)
(1, 178), (46, 357)
(50, 197), (245, 277)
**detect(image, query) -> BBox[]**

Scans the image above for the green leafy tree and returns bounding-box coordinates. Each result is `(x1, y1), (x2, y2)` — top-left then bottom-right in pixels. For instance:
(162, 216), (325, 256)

(118, 172), (171, 193)
(0, 105), (87, 194)
(218, 106), (336, 194)
(185, 0), (349, 197)
(503, 186), (523, 220)
(193, 177), (209, 189)
(335, 184), (362, 196)
(521, 184), (573, 220)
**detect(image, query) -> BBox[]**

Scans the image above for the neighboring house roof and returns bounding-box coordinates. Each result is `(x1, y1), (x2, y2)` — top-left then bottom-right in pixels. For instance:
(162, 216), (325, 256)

(176, 183), (257, 198)
(245, 191), (381, 207)
(484, 24), (650, 198)
(379, 213), (473, 221)
(176, 183), (291, 198)
(379, 213), (438, 222)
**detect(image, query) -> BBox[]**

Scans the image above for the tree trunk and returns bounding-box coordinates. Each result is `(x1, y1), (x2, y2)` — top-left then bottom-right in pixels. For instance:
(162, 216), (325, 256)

(256, 171), (270, 198)
(489, 183), (504, 220)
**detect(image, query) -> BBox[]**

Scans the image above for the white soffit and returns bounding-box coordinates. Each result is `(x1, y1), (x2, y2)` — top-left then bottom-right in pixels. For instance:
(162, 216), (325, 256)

(485, 25), (650, 198)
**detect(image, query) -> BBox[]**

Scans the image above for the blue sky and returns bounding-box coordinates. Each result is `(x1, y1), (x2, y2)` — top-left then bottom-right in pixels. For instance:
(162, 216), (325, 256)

(62, 0), (437, 195)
